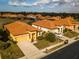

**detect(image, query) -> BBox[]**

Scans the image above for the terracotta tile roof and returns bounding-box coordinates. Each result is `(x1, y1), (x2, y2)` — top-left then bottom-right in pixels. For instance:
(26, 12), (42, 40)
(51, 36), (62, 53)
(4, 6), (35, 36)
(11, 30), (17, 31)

(32, 18), (76, 29)
(49, 16), (61, 20)
(33, 20), (56, 29)
(2, 14), (17, 17)
(4, 21), (39, 36)
(53, 19), (74, 26)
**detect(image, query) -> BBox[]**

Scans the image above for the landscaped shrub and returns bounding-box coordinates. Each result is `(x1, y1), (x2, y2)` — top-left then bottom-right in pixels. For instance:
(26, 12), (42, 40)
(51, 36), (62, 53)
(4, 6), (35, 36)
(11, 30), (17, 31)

(2, 42), (11, 49)
(63, 29), (68, 33)
(37, 32), (56, 42)
(0, 41), (4, 49)
(44, 32), (56, 42)
(37, 36), (44, 40)
(42, 31), (46, 35)
(0, 29), (4, 35)
(0, 42), (11, 50)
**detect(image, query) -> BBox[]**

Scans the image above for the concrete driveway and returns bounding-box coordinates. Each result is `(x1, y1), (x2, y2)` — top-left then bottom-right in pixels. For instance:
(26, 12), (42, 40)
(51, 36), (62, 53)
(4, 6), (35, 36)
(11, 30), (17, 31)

(17, 41), (46, 59)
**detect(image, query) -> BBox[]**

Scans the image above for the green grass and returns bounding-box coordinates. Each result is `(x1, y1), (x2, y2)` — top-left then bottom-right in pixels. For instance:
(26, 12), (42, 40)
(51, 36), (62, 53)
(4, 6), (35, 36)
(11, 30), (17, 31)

(0, 18), (14, 25)
(0, 41), (4, 47)
(64, 30), (79, 38)
(75, 19), (79, 22)
(0, 41), (24, 59)
(34, 39), (50, 49)
(44, 43), (64, 53)
(34, 39), (63, 49)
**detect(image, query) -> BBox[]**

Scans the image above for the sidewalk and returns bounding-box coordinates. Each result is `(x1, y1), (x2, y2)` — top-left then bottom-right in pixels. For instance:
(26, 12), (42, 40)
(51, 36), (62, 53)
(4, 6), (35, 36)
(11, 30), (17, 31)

(41, 41), (64, 52)
(42, 36), (79, 58)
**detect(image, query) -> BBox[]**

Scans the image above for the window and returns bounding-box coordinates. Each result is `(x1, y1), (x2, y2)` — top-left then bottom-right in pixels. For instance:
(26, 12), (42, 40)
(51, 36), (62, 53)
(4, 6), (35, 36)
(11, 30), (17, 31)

(61, 28), (63, 32)
(58, 28), (60, 32)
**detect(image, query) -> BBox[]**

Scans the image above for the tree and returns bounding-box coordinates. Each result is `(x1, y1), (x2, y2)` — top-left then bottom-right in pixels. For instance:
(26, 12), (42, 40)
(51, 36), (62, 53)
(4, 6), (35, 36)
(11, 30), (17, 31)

(37, 32), (56, 42)
(44, 32), (56, 42)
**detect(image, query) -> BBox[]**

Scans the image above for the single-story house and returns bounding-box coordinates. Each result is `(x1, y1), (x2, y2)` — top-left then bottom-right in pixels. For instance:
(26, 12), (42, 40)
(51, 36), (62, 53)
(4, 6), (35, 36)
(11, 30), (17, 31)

(4, 21), (39, 42)
(32, 17), (79, 36)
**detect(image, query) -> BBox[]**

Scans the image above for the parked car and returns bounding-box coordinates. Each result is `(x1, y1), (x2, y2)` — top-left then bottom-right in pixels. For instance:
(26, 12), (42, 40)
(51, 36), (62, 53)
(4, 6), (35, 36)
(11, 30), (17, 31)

(64, 40), (68, 44)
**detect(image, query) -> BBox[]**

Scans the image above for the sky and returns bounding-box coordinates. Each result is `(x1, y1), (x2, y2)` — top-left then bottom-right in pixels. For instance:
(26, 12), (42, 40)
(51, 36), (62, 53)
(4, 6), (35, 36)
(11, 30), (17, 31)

(0, 0), (79, 13)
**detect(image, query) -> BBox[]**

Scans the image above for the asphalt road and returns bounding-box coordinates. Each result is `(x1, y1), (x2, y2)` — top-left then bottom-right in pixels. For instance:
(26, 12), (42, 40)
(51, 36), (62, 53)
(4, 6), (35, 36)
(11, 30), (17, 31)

(42, 41), (79, 59)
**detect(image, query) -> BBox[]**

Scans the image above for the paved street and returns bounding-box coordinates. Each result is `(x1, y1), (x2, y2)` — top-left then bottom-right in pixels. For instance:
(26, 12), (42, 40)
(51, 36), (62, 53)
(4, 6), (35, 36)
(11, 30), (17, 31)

(42, 40), (79, 59)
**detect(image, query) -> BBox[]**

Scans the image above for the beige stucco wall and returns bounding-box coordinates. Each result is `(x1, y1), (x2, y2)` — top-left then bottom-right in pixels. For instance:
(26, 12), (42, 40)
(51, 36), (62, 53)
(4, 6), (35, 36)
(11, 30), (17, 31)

(32, 25), (65, 36)
(32, 25), (49, 32)
(10, 31), (37, 42)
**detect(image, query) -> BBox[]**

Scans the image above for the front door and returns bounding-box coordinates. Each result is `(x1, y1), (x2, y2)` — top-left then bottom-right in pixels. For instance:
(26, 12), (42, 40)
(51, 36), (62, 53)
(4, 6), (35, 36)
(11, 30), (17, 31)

(31, 33), (35, 42)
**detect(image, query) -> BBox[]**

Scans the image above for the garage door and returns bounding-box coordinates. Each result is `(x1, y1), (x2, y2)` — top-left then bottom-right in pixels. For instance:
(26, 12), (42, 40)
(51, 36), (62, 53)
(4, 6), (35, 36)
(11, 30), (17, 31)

(15, 34), (30, 41)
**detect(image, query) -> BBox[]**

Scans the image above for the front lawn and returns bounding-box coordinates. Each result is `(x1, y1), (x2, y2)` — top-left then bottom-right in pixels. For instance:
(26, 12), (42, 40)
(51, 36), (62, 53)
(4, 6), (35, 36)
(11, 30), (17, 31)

(64, 30), (79, 38)
(0, 40), (24, 59)
(34, 32), (63, 49)
(34, 39), (63, 49)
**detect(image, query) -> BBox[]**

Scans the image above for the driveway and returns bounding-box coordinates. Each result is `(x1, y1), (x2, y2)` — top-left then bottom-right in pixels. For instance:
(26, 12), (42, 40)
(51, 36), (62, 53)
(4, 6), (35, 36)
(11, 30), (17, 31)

(17, 41), (46, 59)
(0, 54), (1, 59)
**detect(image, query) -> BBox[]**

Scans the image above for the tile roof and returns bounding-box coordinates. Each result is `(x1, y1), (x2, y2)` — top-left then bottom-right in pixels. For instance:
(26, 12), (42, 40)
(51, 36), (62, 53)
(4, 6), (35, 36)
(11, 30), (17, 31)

(33, 20), (56, 29)
(49, 16), (61, 20)
(4, 21), (39, 36)
(32, 18), (76, 29)
(54, 19), (74, 26)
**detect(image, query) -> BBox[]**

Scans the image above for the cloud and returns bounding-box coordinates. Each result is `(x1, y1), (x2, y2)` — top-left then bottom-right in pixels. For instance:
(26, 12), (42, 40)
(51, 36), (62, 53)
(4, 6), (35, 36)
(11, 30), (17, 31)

(8, 0), (79, 10)
(8, 0), (66, 6)
(49, 3), (59, 8)
(35, 0), (50, 4)
(52, 0), (60, 2)
(8, 0), (50, 6)
(8, 0), (31, 6)
(64, 0), (72, 2)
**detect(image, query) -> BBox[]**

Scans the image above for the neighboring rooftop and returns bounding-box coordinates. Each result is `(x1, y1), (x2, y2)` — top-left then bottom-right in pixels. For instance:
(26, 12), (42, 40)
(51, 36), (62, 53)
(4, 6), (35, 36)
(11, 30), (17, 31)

(33, 17), (79, 29)
(4, 21), (39, 36)
(33, 20), (56, 29)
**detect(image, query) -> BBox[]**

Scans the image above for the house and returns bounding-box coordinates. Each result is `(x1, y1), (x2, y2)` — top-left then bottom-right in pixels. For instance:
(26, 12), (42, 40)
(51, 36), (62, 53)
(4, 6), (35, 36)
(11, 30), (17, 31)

(27, 14), (36, 18)
(48, 16), (61, 20)
(4, 21), (39, 42)
(32, 17), (79, 36)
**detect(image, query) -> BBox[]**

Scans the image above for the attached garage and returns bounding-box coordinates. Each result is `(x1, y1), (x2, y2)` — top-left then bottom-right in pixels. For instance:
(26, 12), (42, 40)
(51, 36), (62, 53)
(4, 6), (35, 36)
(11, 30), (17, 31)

(15, 34), (30, 41)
